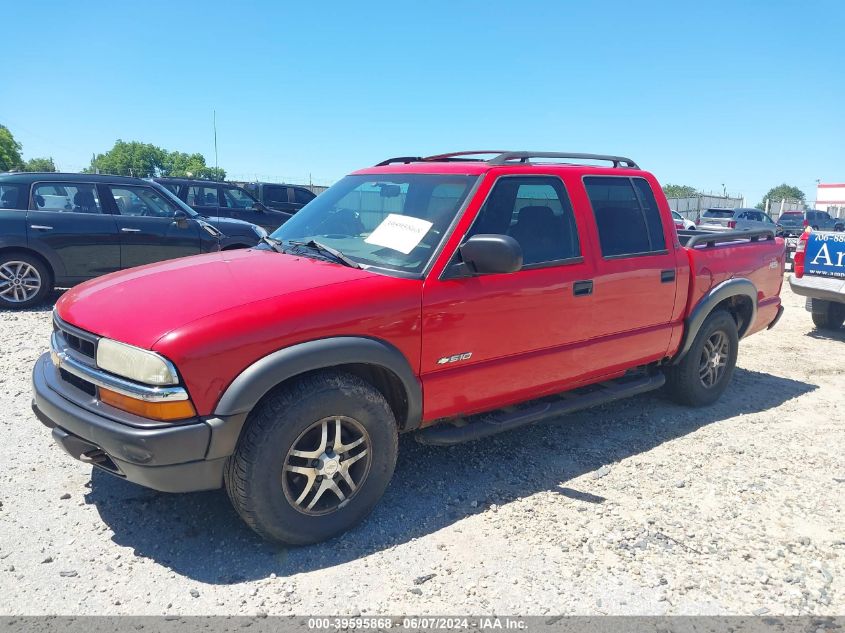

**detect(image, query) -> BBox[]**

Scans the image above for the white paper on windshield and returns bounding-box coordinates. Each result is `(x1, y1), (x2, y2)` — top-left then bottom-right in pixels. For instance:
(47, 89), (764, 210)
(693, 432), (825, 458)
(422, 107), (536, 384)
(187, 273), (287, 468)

(364, 214), (433, 254)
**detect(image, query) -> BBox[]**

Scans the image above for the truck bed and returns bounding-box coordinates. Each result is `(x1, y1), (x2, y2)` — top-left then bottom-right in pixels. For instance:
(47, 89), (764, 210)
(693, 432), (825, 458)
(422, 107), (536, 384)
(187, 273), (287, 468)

(677, 229), (785, 339)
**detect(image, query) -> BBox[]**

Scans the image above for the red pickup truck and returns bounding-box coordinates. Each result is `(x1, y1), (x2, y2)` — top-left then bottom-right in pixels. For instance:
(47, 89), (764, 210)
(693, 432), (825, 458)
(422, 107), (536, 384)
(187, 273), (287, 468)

(33, 151), (785, 544)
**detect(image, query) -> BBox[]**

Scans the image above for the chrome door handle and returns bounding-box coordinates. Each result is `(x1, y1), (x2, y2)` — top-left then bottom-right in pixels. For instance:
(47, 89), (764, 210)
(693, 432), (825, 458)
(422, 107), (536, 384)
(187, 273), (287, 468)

(120, 228), (141, 233)
(30, 225), (53, 230)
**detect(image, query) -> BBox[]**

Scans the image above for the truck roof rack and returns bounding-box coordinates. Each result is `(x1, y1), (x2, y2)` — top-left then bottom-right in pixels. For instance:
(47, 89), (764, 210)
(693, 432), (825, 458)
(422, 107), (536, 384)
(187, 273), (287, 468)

(375, 151), (639, 169)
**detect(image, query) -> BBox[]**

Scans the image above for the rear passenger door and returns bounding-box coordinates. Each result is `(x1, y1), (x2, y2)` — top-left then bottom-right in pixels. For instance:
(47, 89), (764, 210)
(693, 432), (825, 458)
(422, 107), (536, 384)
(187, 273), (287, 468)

(28, 181), (120, 279)
(421, 175), (596, 420)
(582, 176), (678, 369)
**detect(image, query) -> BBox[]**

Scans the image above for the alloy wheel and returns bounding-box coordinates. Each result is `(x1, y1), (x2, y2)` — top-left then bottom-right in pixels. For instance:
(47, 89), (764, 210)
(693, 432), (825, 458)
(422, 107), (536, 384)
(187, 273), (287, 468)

(0, 261), (42, 303)
(699, 330), (730, 388)
(282, 416), (372, 516)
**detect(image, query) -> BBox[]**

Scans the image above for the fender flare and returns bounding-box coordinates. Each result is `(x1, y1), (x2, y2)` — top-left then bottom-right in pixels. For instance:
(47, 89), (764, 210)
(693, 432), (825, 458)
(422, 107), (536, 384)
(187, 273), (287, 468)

(213, 336), (423, 429)
(672, 278), (757, 364)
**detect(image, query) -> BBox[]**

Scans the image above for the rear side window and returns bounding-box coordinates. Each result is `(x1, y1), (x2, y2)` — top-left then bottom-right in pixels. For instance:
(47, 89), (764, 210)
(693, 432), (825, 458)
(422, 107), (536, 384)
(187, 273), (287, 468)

(263, 185), (288, 206)
(187, 186), (219, 207)
(467, 176), (580, 266)
(584, 177), (666, 258)
(31, 183), (102, 214)
(0, 184), (26, 210)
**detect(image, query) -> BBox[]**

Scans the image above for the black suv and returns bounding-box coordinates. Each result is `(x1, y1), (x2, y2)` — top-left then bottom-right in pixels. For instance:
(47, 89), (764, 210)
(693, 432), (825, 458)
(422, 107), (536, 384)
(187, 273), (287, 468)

(0, 173), (267, 309)
(240, 182), (316, 215)
(154, 178), (293, 232)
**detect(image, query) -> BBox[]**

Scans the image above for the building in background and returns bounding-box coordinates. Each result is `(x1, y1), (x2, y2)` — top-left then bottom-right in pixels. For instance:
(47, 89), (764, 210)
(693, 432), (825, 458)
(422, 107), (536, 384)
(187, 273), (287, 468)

(816, 183), (845, 218)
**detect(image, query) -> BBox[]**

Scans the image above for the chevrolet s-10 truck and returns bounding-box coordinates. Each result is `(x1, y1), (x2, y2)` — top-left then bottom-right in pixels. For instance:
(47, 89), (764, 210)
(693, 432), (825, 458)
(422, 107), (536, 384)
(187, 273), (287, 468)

(32, 151), (785, 544)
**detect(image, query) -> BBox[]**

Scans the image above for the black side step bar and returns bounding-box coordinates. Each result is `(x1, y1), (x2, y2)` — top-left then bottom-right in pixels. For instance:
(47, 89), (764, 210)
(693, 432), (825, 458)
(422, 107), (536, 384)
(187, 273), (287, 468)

(415, 372), (665, 446)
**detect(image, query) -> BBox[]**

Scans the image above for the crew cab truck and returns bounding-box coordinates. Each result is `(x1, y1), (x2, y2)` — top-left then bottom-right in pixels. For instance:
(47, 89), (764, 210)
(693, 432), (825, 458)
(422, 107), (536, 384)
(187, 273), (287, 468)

(789, 228), (845, 329)
(32, 151), (785, 545)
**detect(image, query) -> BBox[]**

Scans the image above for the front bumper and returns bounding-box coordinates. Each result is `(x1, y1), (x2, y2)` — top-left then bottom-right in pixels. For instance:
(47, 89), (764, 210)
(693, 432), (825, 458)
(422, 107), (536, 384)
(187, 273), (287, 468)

(32, 353), (230, 493)
(788, 274), (845, 305)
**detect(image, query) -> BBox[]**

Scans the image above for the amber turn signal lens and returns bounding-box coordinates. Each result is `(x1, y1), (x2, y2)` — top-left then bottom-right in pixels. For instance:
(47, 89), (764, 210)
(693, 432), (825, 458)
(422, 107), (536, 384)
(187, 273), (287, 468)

(99, 388), (196, 421)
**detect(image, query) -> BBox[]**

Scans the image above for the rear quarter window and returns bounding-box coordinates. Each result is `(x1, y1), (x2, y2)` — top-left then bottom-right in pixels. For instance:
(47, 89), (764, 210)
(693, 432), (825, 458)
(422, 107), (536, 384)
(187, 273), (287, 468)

(0, 183), (27, 210)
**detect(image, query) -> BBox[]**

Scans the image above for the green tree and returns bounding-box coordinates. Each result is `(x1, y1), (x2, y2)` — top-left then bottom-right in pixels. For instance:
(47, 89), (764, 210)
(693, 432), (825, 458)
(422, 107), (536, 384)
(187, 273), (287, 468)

(662, 184), (698, 199)
(757, 184), (805, 210)
(0, 124), (23, 171)
(22, 157), (57, 172)
(161, 151), (225, 180)
(84, 140), (165, 177)
(85, 140), (224, 180)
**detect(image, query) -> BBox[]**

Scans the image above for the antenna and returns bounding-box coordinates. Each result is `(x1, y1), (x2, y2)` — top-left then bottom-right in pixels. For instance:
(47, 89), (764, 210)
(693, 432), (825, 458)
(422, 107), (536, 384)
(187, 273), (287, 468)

(213, 110), (219, 181)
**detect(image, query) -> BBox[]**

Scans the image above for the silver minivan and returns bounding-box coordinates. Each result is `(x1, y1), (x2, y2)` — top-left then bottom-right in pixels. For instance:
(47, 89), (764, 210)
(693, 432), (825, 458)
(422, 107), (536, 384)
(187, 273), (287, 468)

(698, 207), (777, 232)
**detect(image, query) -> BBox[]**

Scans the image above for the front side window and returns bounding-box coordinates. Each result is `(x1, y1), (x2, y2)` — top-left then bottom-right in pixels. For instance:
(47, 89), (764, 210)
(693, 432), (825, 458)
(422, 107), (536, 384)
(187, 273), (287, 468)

(465, 176), (580, 266)
(271, 174), (478, 275)
(584, 177), (666, 257)
(187, 186), (219, 207)
(222, 187), (257, 209)
(31, 183), (102, 214)
(108, 185), (180, 217)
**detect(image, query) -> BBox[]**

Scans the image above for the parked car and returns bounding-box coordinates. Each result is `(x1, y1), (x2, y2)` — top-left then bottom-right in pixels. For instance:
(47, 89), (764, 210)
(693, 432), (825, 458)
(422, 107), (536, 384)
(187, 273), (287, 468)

(32, 151), (785, 545)
(241, 181), (317, 215)
(698, 207), (777, 232)
(154, 177), (292, 233)
(672, 210), (696, 231)
(789, 229), (845, 329)
(778, 210), (844, 236)
(0, 173), (266, 309)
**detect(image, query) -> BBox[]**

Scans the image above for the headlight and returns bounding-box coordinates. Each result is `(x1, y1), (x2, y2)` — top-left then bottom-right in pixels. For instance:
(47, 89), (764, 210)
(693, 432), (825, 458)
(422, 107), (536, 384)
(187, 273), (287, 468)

(253, 224), (268, 238)
(96, 339), (179, 386)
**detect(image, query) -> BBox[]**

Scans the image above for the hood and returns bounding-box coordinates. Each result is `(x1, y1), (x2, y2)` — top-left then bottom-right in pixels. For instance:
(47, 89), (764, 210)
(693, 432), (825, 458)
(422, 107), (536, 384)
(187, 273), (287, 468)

(200, 216), (263, 236)
(56, 249), (375, 349)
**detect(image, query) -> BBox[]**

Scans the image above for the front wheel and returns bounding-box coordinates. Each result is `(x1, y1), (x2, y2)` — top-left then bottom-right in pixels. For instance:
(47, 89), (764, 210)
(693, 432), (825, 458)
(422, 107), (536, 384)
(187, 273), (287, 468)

(664, 310), (739, 407)
(225, 371), (398, 545)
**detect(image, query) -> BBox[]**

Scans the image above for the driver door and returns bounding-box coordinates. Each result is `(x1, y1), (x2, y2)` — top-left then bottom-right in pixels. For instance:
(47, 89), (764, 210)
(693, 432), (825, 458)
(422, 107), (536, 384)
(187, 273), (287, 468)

(103, 184), (202, 268)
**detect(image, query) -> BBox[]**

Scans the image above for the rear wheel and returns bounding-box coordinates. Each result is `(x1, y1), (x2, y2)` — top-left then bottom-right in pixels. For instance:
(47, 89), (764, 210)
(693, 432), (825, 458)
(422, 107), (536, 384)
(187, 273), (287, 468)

(665, 310), (739, 406)
(225, 370), (398, 545)
(811, 300), (845, 330)
(0, 253), (52, 309)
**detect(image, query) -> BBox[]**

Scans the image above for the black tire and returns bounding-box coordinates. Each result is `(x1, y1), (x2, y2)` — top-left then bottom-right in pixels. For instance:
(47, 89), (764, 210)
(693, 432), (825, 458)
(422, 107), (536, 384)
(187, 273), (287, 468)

(664, 310), (739, 407)
(224, 370), (398, 545)
(0, 252), (52, 309)
(811, 300), (845, 330)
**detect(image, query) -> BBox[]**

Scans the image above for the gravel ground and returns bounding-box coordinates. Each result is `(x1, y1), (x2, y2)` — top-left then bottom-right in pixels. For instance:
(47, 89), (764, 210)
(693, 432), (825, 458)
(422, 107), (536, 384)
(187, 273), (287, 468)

(0, 279), (842, 616)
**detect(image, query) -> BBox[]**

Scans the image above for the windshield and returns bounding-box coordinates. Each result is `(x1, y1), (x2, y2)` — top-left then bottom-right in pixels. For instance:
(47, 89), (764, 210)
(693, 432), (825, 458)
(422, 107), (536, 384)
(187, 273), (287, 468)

(703, 209), (734, 218)
(270, 174), (478, 274)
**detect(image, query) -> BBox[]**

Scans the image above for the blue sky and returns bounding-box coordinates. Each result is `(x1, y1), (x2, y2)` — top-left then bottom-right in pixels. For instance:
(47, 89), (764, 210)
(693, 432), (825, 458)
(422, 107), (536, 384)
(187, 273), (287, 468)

(3, 0), (843, 206)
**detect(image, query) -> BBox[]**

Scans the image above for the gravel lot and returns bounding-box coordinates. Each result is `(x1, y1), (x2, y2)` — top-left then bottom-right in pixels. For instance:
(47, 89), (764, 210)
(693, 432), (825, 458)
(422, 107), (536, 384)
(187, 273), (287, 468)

(0, 279), (842, 616)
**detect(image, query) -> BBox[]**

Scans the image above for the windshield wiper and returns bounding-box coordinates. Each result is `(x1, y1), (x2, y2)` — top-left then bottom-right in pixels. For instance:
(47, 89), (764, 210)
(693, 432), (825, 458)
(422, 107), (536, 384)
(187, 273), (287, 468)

(287, 240), (361, 269)
(259, 236), (285, 253)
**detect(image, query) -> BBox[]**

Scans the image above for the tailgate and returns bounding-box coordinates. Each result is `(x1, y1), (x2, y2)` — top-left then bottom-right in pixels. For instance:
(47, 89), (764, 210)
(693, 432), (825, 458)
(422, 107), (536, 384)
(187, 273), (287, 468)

(805, 232), (845, 278)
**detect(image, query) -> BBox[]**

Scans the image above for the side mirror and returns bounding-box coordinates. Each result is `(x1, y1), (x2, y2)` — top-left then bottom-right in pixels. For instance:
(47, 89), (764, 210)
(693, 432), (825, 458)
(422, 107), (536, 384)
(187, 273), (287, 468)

(173, 209), (190, 228)
(457, 234), (523, 275)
